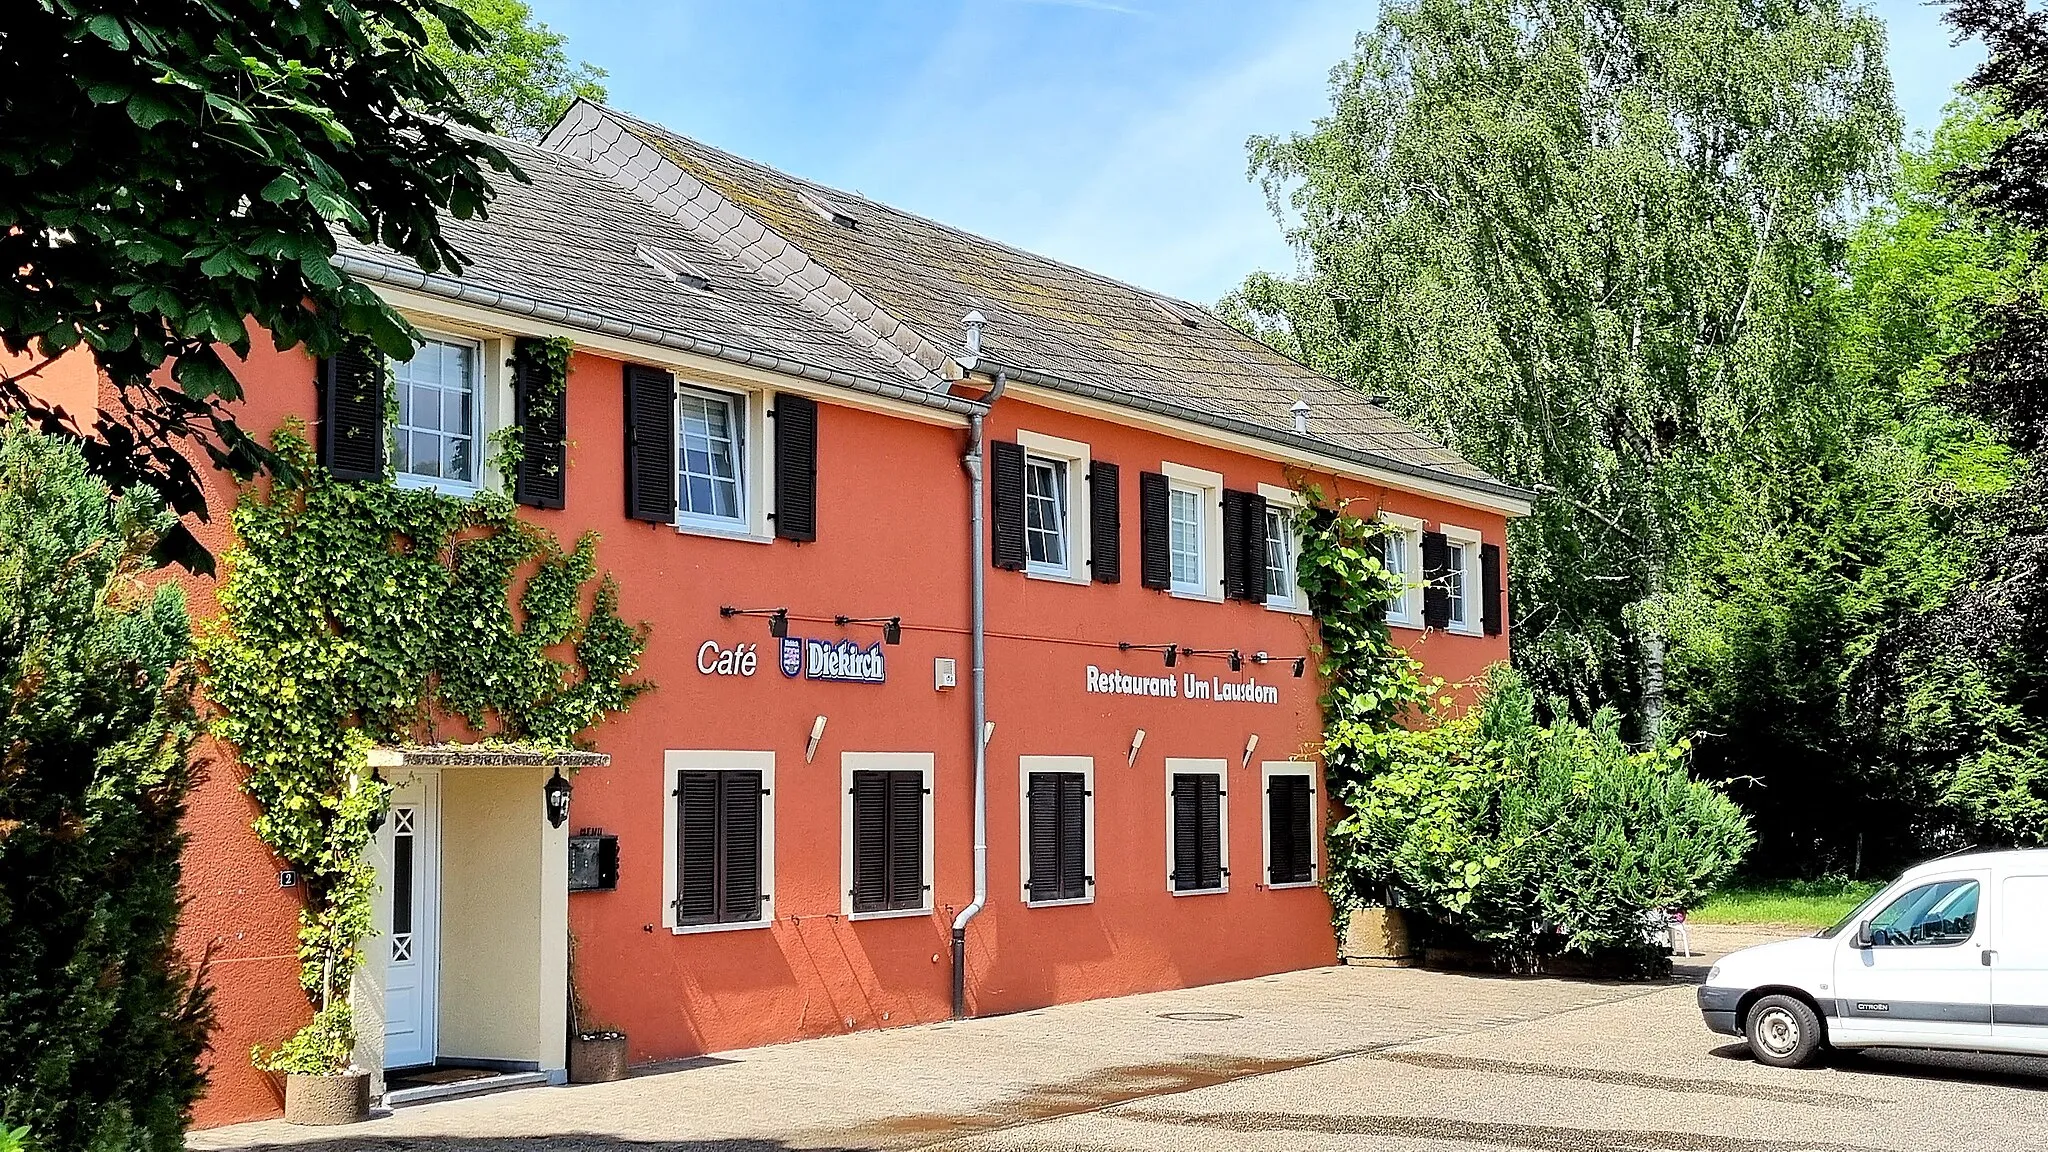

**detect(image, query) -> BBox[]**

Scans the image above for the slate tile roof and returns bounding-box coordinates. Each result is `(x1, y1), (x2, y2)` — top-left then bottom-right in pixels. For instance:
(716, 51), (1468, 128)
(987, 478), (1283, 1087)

(594, 107), (1510, 493)
(332, 135), (943, 394)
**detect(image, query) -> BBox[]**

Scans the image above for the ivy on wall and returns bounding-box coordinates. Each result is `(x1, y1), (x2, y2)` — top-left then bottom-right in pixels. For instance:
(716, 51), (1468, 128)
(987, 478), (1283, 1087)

(1292, 488), (1446, 914)
(491, 335), (574, 487)
(199, 421), (648, 1066)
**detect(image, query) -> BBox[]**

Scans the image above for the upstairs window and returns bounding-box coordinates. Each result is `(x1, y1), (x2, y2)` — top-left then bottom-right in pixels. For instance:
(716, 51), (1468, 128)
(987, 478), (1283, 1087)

(1169, 485), (1204, 594)
(1442, 524), (1483, 634)
(1024, 455), (1070, 574)
(1264, 505), (1296, 609)
(394, 335), (482, 491)
(1380, 514), (1424, 626)
(677, 386), (746, 530)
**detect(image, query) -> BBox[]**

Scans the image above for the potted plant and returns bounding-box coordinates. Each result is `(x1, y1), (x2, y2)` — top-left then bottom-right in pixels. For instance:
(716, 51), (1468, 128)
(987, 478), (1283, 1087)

(566, 933), (628, 1083)
(254, 1002), (370, 1125)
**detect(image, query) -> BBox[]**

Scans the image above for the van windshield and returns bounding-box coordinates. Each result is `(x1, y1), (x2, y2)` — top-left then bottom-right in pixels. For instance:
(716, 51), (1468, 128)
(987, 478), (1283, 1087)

(1817, 889), (1886, 939)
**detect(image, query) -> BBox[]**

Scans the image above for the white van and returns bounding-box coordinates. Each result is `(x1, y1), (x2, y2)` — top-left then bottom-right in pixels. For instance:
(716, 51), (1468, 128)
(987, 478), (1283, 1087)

(1698, 848), (2048, 1067)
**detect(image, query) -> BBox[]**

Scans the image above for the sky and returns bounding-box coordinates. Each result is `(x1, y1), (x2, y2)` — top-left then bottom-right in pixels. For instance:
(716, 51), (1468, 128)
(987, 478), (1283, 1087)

(528, 0), (1984, 307)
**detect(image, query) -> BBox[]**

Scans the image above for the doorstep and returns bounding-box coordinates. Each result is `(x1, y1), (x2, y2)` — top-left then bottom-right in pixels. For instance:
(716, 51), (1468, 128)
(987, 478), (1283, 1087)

(383, 1068), (552, 1108)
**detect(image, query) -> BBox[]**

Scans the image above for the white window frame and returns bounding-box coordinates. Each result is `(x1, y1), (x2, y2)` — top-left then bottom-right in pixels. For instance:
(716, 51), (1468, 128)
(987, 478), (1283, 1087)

(1257, 483), (1308, 614)
(840, 751), (936, 921)
(1017, 430), (1091, 583)
(660, 749), (776, 935)
(1017, 755), (1095, 908)
(1260, 762), (1319, 890)
(1162, 461), (1224, 601)
(1163, 757), (1229, 896)
(1441, 523), (1483, 636)
(1378, 512), (1425, 629)
(391, 330), (504, 497)
(672, 382), (765, 539)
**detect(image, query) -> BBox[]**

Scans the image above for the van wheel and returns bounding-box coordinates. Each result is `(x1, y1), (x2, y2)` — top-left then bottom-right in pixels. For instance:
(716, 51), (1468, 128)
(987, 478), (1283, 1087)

(1745, 994), (1823, 1068)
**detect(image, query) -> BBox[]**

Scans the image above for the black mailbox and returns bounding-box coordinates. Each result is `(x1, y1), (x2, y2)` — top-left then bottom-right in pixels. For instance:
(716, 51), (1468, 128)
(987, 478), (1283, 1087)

(568, 829), (618, 892)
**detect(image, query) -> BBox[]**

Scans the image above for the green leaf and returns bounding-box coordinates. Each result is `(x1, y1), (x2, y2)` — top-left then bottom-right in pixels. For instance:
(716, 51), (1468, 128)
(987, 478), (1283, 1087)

(84, 13), (129, 49)
(258, 174), (302, 204)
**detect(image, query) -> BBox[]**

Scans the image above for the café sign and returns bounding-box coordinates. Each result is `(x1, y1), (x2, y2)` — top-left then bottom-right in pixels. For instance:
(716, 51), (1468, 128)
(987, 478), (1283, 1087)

(778, 636), (887, 684)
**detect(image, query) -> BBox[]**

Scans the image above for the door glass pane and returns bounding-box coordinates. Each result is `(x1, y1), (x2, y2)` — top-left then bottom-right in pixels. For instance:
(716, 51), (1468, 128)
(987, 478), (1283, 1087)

(391, 805), (415, 960)
(1868, 879), (1978, 946)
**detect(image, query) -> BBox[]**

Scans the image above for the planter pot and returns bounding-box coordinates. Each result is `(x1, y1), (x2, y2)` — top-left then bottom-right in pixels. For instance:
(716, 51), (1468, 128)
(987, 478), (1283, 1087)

(569, 1033), (628, 1084)
(1342, 906), (1415, 967)
(282, 1071), (371, 1125)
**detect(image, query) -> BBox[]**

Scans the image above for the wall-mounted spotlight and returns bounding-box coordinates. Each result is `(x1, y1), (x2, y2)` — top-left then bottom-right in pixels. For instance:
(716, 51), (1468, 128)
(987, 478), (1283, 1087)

(1253, 652), (1310, 678)
(805, 715), (828, 764)
(721, 605), (790, 638)
(1126, 727), (1147, 768)
(1180, 647), (1243, 672)
(983, 721), (996, 748)
(835, 614), (903, 645)
(1242, 734), (1260, 770)
(1118, 641), (1177, 668)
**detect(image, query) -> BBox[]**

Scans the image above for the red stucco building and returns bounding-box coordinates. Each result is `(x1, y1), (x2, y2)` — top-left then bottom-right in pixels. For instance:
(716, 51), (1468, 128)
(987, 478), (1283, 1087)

(150, 102), (1531, 1125)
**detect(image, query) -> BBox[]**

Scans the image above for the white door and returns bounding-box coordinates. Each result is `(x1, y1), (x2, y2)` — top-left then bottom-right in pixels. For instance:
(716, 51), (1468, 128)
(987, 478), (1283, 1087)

(1832, 870), (1990, 1046)
(382, 775), (441, 1070)
(1992, 873), (2048, 1053)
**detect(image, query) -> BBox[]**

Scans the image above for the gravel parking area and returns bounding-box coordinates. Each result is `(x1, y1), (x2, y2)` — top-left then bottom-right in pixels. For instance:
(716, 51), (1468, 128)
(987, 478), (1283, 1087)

(192, 929), (2048, 1152)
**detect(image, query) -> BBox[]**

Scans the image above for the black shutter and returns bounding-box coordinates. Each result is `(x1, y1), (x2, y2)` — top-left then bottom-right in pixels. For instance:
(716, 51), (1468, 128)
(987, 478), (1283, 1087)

(1422, 530), (1451, 629)
(990, 440), (1026, 571)
(511, 341), (569, 509)
(1268, 775), (1313, 885)
(1058, 772), (1087, 900)
(1481, 542), (1503, 636)
(1139, 471), (1171, 590)
(318, 342), (385, 481)
(772, 393), (818, 541)
(719, 771), (763, 923)
(1197, 775), (1223, 890)
(1089, 461), (1120, 584)
(851, 771), (889, 912)
(1027, 773), (1058, 900)
(1243, 491), (1269, 603)
(1171, 773), (1223, 892)
(623, 363), (675, 523)
(675, 772), (718, 925)
(886, 770), (925, 911)
(1222, 490), (1249, 600)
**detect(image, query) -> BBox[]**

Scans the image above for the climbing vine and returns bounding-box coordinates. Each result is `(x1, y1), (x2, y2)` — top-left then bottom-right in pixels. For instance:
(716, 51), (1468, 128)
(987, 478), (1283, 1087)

(1292, 488), (1445, 913)
(490, 335), (574, 488)
(200, 420), (648, 1068)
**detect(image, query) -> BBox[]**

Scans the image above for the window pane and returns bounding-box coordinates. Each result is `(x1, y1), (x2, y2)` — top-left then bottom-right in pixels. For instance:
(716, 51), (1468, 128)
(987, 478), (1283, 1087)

(676, 389), (745, 524)
(1869, 880), (1978, 946)
(1170, 487), (1202, 590)
(1025, 456), (1067, 569)
(1446, 544), (1466, 623)
(1265, 509), (1293, 601)
(394, 337), (478, 485)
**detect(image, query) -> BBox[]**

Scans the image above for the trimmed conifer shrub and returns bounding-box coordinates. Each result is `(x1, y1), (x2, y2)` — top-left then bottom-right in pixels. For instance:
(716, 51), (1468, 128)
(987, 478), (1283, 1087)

(0, 421), (210, 1152)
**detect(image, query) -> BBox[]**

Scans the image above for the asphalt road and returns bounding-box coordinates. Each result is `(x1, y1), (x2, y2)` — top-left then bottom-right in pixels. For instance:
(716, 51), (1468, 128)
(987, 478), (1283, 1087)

(192, 930), (2048, 1152)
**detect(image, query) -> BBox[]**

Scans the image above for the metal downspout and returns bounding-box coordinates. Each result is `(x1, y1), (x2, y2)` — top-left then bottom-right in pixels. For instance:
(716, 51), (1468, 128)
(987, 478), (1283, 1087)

(953, 370), (1005, 1018)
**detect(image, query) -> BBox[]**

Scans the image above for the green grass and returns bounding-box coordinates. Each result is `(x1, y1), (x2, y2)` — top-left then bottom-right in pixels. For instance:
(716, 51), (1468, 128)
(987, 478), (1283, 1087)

(1688, 879), (1885, 929)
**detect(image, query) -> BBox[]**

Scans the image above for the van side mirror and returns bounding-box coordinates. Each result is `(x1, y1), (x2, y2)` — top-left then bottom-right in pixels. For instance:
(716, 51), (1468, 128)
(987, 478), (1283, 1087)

(1854, 920), (1873, 949)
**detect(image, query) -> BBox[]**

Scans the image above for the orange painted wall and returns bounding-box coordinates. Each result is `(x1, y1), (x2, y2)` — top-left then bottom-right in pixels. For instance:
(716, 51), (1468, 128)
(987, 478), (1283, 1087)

(107, 339), (1508, 1127)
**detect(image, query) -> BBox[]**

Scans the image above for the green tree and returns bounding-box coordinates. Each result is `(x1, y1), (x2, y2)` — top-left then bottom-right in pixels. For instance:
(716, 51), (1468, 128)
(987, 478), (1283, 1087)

(1224, 0), (1898, 737)
(0, 1), (517, 569)
(1659, 100), (2035, 872)
(0, 420), (209, 1152)
(425, 0), (608, 142)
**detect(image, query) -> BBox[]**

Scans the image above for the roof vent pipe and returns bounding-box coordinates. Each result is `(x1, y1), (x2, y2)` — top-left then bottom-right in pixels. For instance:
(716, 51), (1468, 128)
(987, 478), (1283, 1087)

(959, 310), (986, 372)
(1291, 398), (1310, 435)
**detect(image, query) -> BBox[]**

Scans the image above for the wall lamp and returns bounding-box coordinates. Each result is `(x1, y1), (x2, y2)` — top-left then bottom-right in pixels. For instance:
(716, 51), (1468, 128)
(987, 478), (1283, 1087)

(835, 614), (903, 645)
(1253, 651), (1309, 678)
(1119, 641), (1178, 668)
(1243, 734), (1259, 770)
(805, 715), (828, 764)
(1127, 727), (1147, 768)
(721, 605), (789, 638)
(1180, 647), (1244, 673)
(543, 768), (573, 829)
